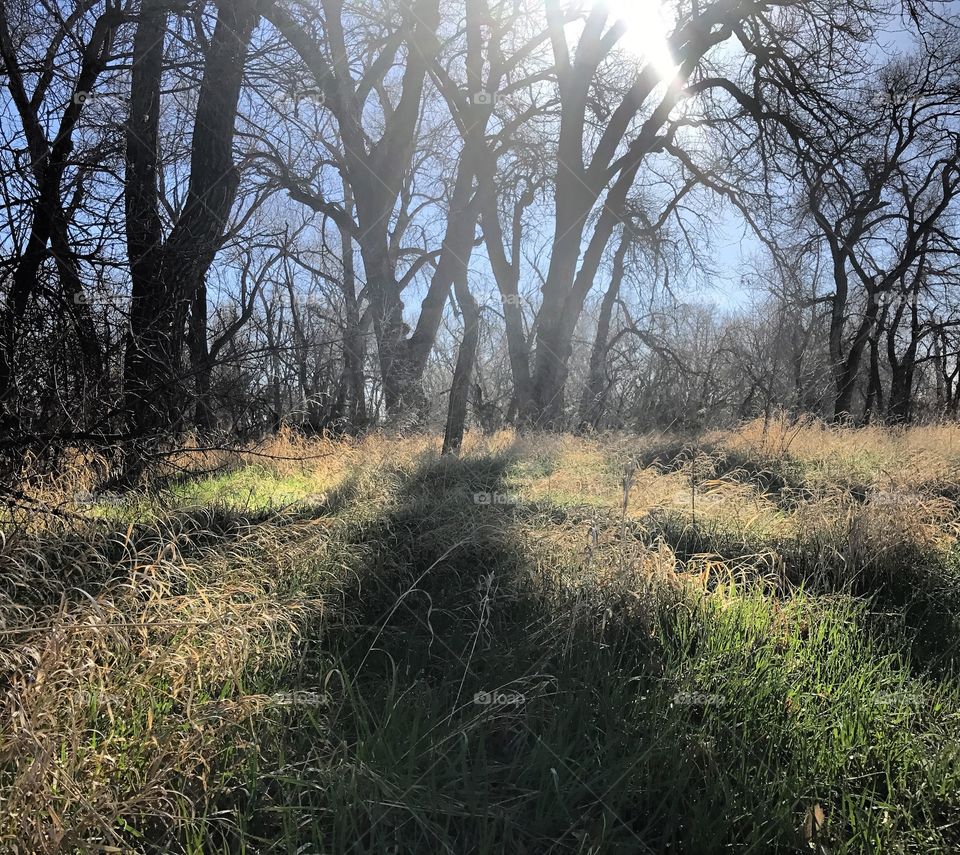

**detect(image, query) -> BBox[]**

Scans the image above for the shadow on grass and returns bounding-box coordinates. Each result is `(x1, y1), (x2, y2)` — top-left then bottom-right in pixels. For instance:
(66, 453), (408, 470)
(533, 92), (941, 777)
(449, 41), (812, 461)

(156, 451), (960, 855)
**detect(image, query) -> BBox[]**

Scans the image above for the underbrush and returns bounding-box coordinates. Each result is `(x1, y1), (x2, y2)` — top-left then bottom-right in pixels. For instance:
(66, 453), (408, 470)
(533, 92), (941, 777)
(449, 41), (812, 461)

(2, 421), (960, 853)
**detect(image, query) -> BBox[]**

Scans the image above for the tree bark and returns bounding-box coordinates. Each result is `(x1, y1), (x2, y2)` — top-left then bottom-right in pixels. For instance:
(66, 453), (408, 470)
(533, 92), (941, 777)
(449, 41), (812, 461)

(887, 287), (921, 423)
(338, 193), (367, 432)
(442, 277), (480, 455)
(577, 230), (629, 430)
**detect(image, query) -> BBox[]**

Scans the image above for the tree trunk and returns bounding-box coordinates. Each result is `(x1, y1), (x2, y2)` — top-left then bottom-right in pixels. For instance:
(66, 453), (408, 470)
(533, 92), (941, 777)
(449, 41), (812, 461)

(338, 199), (367, 432)
(577, 230), (629, 430)
(864, 327), (883, 423)
(123, 0), (171, 437)
(125, 0), (258, 444)
(189, 278), (215, 433)
(887, 289), (920, 423)
(442, 280), (480, 455)
(529, 189), (592, 427)
(833, 286), (880, 420)
(477, 167), (533, 423)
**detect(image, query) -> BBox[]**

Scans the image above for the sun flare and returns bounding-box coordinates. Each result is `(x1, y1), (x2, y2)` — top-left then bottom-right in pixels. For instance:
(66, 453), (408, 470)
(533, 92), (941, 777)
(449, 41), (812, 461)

(604, 0), (680, 81)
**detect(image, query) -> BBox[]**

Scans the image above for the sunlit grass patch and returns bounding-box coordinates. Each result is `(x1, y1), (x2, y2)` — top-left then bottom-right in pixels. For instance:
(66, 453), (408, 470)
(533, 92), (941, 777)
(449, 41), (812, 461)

(504, 435), (620, 508)
(168, 464), (332, 512)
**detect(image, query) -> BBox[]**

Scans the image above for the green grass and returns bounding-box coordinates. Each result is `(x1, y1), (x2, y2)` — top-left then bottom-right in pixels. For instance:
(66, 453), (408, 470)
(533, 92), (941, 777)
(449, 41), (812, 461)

(167, 464), (328, 510)
(3, 431), (960, 853)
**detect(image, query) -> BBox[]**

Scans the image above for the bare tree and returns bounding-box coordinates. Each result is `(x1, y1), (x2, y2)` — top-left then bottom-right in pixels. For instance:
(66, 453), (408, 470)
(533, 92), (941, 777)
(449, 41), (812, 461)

(124, 0), (262, 444)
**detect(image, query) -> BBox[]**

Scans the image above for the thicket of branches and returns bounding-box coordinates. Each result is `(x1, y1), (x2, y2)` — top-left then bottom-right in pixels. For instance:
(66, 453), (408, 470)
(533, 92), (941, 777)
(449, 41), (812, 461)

(1, 0), (958, 471)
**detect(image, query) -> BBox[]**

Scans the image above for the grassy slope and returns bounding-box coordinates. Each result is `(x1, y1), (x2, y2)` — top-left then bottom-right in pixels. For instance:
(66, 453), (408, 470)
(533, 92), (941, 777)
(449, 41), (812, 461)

(1, 421), (959, 853)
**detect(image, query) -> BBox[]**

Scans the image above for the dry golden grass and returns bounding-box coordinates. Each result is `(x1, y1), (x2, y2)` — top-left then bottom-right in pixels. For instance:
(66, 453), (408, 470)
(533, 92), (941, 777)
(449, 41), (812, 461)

(717, 414), (960, 491)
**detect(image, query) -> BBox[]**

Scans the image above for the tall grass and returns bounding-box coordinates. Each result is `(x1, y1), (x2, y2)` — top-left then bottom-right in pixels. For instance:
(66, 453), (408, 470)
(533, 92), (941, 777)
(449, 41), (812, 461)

(2, 421), (959, 852)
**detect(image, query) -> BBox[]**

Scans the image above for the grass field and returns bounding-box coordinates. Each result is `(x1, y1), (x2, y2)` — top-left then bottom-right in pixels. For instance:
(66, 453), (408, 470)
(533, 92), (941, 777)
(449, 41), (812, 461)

(2, 418), (960, 853)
